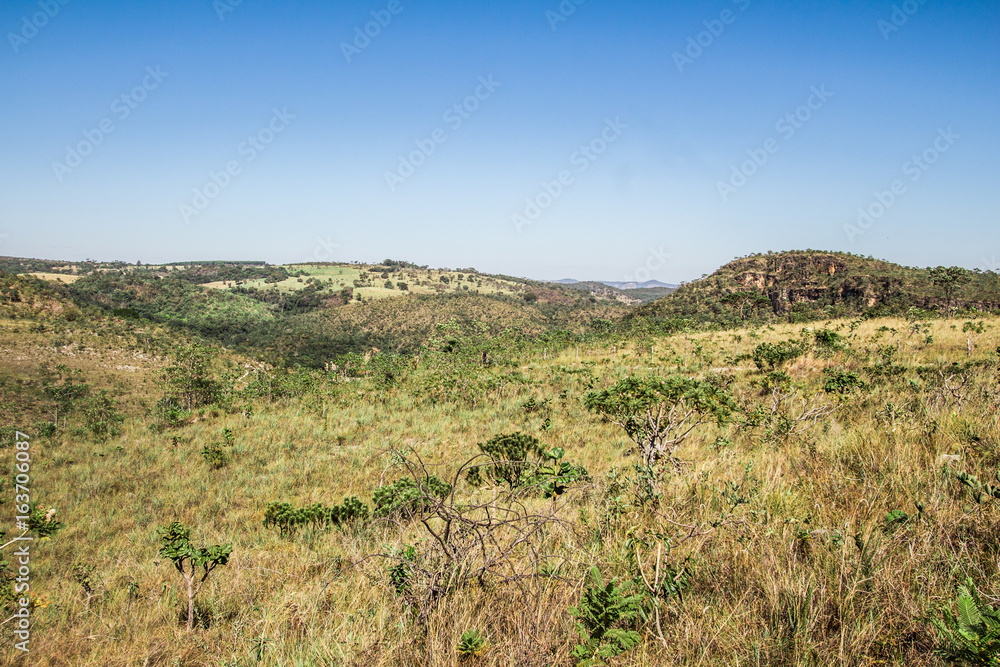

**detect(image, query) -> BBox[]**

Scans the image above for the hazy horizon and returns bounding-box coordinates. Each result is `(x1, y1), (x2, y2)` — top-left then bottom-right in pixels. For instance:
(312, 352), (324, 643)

(2, 0), (997, 284)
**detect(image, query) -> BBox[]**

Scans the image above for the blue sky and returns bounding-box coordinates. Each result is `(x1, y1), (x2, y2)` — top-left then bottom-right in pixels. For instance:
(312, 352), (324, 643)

(1, 0), (997, 282)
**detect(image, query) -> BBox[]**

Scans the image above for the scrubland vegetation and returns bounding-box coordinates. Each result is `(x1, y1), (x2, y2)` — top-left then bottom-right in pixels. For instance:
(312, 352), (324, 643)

(1, 253), (999, 666)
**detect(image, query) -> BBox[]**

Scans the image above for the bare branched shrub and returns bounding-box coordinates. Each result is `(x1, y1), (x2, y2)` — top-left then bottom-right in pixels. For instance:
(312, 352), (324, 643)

(371, 448), (583, 629)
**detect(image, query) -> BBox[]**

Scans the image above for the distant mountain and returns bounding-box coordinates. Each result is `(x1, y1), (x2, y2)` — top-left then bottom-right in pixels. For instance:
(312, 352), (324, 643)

(548, 278), (677, 290)
(552, 280), (675, 305)
(601, 280), (676, 290)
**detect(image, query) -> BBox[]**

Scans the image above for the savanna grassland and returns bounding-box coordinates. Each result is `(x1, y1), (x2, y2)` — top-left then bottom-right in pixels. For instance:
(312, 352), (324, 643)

(1, 254), (1000, 667)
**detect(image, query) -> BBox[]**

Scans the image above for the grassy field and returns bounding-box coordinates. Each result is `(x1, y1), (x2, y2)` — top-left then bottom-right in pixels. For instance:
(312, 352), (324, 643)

(202, 264), (527, 302)
(25, 274), (84, 284)
(2, 310), (999, 666)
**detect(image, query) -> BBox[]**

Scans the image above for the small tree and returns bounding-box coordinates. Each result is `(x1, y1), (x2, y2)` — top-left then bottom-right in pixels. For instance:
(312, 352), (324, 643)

(162, 344), (219, 411)
(584, 375), (735, 470)
(930, 266), (971, 309)
(40, 363), (90, 425)
(83, 389), (124, 441)
(157, 522), (232, 630)
(963, 321), (986, 357)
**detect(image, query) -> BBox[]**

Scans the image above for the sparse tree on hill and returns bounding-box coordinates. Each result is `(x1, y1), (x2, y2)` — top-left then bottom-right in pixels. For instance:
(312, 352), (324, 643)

(162, 344), (219, 411)
(930, 266), (971, 309)
(720, 291), (771, 320)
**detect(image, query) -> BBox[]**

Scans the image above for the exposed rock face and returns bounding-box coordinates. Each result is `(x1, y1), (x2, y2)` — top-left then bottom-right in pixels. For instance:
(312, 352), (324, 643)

(728, 254), (885, 313)
(636, 251), (1000, 320)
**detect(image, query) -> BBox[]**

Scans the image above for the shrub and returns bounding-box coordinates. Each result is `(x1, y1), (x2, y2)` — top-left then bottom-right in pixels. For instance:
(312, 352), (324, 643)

(814, 328), (846, 351)
(263, 497), (370, 536)
(751, 341), (804, 371)
(372, 476), (451, 519)
(526, 447), (590, 498)
(34, 421), (57, 437)
(387, 544), (417, 596)
(466, 432), (545, 490)
(201, 443), (227, 469)
(823, 369), (866, 394)
(153, 397), (186, 430)
(26, 502), (63, 538)
(367, 353), (410, 389)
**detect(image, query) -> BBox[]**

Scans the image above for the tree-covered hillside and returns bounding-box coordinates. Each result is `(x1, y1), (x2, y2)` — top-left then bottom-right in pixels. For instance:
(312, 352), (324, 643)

(632, 251), (1000, 328)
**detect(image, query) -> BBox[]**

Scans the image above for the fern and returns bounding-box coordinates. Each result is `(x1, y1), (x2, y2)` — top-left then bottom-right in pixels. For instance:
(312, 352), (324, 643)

(569, 566), (646, 665)
(934, 580), (1000, 666)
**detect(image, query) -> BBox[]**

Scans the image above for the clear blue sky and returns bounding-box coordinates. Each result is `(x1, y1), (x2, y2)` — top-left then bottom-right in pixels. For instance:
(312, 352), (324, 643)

(1, 0), (997, 282)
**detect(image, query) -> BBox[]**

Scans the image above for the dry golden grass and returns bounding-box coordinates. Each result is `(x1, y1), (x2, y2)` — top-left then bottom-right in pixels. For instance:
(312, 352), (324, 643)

(24, 274), (83, 285)
(1, 315), (999, 665)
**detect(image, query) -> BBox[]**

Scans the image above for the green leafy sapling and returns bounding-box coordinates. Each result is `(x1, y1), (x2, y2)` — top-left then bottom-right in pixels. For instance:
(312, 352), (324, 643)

(157, 522), (232, 630)
(531, 447), (590, 498)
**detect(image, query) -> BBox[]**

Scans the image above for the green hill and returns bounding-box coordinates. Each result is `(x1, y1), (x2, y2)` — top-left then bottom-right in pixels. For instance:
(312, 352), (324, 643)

(632, 250), (1000, 327)
(48, 262), (627, 367)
